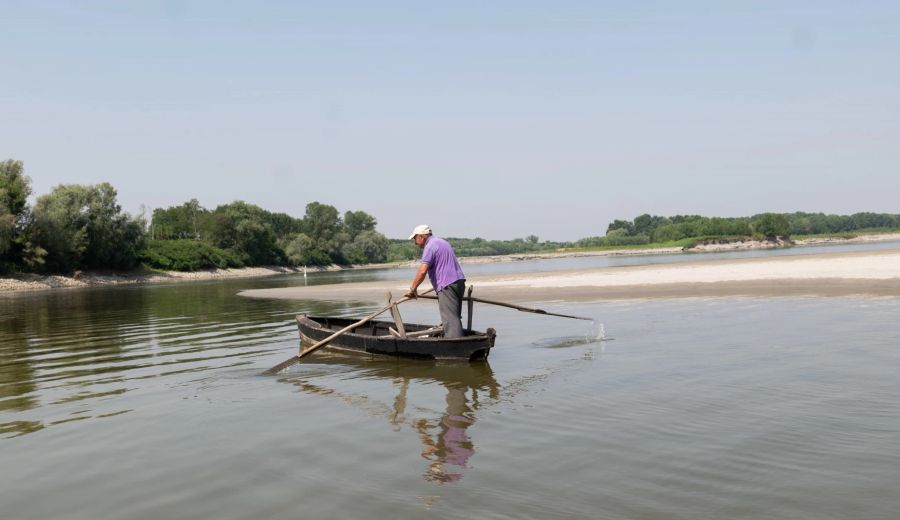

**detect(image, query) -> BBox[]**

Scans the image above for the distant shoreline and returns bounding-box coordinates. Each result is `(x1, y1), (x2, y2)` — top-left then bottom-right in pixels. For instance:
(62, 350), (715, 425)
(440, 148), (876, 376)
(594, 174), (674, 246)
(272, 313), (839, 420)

(242, 248), (900, 303)
(3, 232), (900, 294)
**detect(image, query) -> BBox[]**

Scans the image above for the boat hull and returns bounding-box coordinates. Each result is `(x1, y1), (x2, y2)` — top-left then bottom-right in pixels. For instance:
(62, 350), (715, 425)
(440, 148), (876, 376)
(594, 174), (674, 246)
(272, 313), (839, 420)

(296, 315), (496, 361)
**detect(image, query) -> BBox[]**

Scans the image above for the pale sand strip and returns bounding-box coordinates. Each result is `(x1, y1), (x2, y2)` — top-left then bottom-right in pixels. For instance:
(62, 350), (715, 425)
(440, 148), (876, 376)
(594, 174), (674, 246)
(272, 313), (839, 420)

(478, 250), (900, 287)
(5, 234), (898, 293)
(0, 266), (308, 292)
(240, 249), (900, 303)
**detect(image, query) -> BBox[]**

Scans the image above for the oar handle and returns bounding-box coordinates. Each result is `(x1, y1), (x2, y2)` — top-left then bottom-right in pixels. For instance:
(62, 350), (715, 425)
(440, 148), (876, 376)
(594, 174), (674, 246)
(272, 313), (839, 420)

(417, 294), (592, 321)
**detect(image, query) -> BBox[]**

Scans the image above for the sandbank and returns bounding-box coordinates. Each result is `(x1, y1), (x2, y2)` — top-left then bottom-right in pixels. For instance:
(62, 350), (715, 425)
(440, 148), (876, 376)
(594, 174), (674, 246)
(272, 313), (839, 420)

(240, 249), (900, 303)
(0, 266), (310, 293)
(3, 232), (898, 294)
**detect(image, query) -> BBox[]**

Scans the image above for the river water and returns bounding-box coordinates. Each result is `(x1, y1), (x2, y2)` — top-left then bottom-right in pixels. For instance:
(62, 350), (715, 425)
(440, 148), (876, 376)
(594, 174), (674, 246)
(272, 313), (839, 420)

(2, 244), (900, 519)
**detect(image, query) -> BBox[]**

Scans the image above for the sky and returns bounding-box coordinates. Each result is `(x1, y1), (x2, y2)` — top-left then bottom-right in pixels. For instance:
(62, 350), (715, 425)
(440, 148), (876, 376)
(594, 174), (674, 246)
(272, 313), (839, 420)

(3, 1), (899, 241)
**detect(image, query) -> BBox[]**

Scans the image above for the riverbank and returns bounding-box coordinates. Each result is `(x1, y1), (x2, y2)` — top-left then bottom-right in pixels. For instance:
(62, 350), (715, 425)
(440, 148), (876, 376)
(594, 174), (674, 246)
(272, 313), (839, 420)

(241, 249), (900, 303)
(3, 232), (899, 293)
(458, 232), (900, 261)
(0, 266), (312, 292)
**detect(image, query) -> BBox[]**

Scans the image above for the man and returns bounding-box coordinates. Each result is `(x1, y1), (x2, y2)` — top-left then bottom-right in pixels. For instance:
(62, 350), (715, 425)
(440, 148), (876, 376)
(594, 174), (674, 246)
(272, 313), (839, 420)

(405, 224), (466, 338)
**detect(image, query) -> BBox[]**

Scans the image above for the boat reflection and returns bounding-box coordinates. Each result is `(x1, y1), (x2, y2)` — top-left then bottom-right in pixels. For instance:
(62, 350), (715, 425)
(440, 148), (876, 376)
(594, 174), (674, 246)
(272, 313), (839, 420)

(280, 354), (499, 484)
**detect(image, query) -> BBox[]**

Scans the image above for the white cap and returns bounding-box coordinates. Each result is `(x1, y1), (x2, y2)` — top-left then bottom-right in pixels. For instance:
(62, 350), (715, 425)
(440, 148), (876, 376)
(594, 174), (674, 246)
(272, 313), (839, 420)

(408, 224), (432, 240)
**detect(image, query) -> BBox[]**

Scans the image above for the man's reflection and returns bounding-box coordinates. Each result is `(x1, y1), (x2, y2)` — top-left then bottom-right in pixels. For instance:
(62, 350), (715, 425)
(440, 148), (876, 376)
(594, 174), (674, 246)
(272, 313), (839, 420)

(414, 385), (475, 483)
(285, 356), (498, 484)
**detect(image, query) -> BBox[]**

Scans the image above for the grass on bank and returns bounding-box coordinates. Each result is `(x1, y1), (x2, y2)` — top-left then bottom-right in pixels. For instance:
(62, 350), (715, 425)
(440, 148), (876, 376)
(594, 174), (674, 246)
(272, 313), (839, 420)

(559, 237), (702, 253)
(560, 228), (900, 254)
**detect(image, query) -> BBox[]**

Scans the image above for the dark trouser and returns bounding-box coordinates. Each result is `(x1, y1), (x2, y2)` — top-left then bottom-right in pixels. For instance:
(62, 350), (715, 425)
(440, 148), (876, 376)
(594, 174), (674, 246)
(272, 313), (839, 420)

(437, 279), (466, 338)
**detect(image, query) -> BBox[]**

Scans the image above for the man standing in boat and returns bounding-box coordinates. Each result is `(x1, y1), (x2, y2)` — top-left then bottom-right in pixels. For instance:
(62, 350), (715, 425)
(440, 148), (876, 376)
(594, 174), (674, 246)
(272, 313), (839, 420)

(405, 225), (467, 338)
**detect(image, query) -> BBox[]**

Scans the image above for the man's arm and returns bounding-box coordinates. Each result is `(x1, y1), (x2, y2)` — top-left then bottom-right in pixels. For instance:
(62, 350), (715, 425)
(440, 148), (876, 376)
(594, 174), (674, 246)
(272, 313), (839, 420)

(406, 263), (429, 298)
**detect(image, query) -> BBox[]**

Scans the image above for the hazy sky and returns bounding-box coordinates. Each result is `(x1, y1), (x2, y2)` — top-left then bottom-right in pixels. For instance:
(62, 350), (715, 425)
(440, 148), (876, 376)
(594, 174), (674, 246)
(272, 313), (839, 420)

(3, 1), (899, 241)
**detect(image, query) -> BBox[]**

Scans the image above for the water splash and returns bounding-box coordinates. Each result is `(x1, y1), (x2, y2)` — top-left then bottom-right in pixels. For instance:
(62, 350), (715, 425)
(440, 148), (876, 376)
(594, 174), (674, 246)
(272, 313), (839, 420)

(533, 320), (608, 349)
(589, 319), (607, 342)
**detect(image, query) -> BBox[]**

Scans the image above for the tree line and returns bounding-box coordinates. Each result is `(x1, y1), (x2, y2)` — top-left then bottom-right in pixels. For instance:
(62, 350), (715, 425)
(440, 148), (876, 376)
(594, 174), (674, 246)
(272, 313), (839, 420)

(147, 199), (391, 269)
(1, 161), (145, 273)
(0, 160), (395, 273)
(576, 211), (900, 247)
(0, 159), (565, 273)
(3, 159), (899, 274)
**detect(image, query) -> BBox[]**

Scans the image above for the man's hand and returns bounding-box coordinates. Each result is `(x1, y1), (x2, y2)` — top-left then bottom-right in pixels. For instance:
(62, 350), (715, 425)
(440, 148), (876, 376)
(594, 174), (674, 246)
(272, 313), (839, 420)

(407, 263), (428, 299)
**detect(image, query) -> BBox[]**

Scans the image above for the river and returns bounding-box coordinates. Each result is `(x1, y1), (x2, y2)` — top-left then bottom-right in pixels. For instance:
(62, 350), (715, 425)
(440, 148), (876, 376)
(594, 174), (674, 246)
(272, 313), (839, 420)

(2, 243), (900, 519)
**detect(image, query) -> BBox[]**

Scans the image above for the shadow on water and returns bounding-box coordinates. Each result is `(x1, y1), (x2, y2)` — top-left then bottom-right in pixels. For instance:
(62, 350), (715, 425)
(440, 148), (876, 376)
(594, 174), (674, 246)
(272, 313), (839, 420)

(277, 353), (500, 484)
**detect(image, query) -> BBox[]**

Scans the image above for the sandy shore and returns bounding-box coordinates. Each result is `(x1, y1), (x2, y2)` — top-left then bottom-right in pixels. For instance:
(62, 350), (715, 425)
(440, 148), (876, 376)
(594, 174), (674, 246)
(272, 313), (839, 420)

(240, 249), (900, 303)
(3, 232), (899, 294)
(0, 266), (310, 292)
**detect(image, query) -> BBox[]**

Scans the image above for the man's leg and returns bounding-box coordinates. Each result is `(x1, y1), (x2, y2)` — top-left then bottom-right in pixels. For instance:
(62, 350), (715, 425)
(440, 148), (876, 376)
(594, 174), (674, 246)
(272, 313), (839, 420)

(437, 280), (465, 338)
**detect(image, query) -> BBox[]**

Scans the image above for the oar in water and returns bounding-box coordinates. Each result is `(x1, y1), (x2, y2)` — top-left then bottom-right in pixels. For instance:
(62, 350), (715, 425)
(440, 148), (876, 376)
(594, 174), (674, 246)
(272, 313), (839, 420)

(262, 287), (435, 375)
(417, 294), (592, 321)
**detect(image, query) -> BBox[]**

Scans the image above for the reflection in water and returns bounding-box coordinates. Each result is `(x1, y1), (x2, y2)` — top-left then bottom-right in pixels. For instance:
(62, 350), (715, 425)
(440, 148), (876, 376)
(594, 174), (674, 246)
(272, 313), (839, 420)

(3, 271), (900, 519)
(282, 354), (499, 484)
(0, 420), (44, 437)
(0, 283), (364, 438)
(415, 386), (475, 483)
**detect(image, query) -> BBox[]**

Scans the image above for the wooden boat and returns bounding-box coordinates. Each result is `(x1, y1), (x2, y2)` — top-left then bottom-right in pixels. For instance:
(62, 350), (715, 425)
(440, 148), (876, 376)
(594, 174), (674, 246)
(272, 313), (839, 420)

(295, 314), (496, 361)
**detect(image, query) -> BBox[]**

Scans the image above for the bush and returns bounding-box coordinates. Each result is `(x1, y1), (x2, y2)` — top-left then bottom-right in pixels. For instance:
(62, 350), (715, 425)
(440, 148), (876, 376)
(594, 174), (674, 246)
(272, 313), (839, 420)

(140, 240), (244, 271)
(752, 213), (791, 238)
(575, 234), (651, 248)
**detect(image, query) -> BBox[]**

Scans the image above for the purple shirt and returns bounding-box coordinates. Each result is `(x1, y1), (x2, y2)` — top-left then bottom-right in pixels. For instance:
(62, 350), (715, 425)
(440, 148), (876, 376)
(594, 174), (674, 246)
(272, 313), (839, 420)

(421, 237), (465, 292)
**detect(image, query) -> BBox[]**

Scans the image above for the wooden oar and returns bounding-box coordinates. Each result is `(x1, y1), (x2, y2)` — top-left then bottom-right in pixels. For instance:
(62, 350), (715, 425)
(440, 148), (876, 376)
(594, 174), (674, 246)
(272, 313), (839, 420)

(262, 287), (435, 375)
(418, 294), (592, 321)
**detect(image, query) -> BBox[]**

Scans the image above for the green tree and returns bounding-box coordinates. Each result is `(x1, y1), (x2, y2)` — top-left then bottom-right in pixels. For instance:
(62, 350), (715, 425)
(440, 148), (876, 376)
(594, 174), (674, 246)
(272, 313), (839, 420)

(301, 202), (349, 263)
(0, 160), (33, 268)
(633, 214), (672, 237)
(849, 212), (895, 230)
(388, 240), (420, 262)
(302, 202), (342, 242)
(151, 199), (206, 239)
(607, 219), (636, 236)
(0, 160), (30, 219)
(266, 211), (303, 239)
(283, 233), (331, 266)
(29, 183), (146, 271)
(632, 214), (653, 236)
(342, 230), (389, 264)
(210, 201), (284, 265)
(652, 224), (686, 242)
(344, 210), (377, 239)
(752, 213), (790, 238)
(0, 210), (15, 268)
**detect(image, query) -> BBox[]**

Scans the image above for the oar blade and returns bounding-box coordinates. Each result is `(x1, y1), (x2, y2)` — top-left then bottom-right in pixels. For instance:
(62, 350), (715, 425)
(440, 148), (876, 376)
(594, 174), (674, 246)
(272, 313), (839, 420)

(262, 355), (302, 375)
